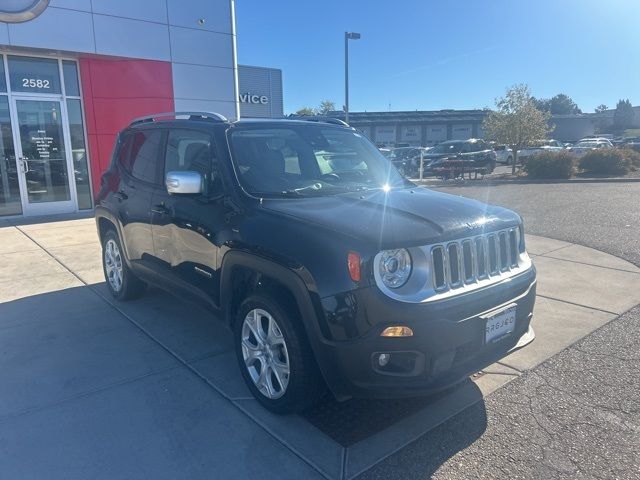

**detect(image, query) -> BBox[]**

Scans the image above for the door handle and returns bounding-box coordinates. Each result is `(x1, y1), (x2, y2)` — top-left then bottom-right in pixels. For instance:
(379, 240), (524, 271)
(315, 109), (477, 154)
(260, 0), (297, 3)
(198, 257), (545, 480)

(19, 157), (29, 173)
(113, 190), (128, 201)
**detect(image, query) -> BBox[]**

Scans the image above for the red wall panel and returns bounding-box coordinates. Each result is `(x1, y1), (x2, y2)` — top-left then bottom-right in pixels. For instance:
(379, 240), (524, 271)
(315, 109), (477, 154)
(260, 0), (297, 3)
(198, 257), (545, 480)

(79, 58), (174, 198)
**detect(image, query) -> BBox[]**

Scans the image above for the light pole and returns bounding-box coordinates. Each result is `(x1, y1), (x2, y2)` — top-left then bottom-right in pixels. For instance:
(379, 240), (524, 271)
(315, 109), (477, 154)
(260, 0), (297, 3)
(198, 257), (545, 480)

(344, 31), (361, 124)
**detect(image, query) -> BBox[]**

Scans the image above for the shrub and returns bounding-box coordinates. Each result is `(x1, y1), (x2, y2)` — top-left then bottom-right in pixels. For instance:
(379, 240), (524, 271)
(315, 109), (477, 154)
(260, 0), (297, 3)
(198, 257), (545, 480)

(523, 151), (575, 179)
(578, 149), (631, 175)
(620, 148), (640, 168)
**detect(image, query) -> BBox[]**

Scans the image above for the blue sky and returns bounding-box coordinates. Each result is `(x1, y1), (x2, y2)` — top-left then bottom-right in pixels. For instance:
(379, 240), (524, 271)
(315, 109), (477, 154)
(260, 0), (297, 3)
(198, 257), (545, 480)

(235, 0), (640, 114)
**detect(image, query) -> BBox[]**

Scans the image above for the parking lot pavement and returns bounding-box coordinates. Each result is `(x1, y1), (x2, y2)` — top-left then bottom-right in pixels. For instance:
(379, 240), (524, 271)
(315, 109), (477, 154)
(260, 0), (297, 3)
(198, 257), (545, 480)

(431, 181), (640, 267)
(1, 217), (639, 479)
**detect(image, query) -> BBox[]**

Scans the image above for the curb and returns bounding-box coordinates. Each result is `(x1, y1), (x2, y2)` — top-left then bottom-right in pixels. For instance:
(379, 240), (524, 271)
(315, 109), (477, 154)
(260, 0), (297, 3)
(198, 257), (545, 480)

(413, 177), (640, 186)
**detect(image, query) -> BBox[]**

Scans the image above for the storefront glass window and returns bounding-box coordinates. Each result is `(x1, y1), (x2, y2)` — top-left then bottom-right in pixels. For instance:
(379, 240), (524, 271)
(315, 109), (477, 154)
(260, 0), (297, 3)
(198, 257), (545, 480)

(67, 99), (92, 209)
(0, 60), (6, 93)
(0, 96), (22, 216)
(62, 61), (80, 97)
(8, 56), (62, 94)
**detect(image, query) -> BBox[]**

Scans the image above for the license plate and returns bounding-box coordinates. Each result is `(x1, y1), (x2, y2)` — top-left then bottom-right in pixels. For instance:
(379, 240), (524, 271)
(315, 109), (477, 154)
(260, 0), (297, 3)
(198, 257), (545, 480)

(484, 305), (516, 343)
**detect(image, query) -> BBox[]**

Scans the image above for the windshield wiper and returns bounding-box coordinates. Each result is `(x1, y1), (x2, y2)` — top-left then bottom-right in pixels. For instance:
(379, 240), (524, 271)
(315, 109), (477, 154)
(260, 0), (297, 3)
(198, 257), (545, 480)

(281, 182), (324, 196)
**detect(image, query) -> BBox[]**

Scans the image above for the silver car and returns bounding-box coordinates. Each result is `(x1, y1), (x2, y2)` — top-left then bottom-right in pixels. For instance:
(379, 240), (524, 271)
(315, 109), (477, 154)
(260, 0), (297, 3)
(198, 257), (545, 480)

(518, 139), (565, 161)
(567, 138), (614, 158)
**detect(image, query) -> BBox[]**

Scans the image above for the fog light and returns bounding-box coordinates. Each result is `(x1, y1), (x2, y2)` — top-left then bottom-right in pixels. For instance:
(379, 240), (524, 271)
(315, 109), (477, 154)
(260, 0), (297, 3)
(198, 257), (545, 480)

(381, 326), (414, 337)
(378, 353), (391, 366)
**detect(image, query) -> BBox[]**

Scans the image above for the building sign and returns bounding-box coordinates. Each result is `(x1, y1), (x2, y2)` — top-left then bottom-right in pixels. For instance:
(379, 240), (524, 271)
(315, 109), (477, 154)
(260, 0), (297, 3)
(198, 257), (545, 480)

(0, 0), (50, 23)
(8, 56), (61, 94)
(238, 65), (283, 118)
(375, 125), (396, 144)
(426, 125), (447, 143)
(401, 125), (421, 143)
(452, 124), (472, 140)
(239, 93), (269, 105)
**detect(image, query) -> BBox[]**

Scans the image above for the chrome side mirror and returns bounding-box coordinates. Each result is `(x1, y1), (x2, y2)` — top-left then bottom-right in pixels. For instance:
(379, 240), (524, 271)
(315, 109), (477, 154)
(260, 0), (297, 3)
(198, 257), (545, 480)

(165, 171), (203, 194)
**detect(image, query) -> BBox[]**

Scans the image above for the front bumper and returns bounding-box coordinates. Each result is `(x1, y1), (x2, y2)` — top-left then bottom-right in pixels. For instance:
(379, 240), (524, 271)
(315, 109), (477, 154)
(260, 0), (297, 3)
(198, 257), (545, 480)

(317, 267), (536, 399)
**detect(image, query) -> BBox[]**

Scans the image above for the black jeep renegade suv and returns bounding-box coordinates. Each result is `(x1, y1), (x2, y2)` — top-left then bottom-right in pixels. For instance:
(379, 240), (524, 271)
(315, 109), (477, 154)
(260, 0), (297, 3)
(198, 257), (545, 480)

(95, 112), (536, 414)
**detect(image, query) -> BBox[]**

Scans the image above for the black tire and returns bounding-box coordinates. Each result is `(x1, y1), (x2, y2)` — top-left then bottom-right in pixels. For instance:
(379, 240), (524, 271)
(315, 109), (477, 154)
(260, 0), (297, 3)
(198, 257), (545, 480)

(101, 229), (146, 301)
(234, 293), (325, 414)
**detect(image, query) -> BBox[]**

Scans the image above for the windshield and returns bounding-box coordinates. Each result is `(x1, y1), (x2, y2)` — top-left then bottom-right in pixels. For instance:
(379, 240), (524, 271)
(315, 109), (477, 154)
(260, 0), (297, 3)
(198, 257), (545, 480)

(429, 142), (466, 154)
(228, 125), (407, 196)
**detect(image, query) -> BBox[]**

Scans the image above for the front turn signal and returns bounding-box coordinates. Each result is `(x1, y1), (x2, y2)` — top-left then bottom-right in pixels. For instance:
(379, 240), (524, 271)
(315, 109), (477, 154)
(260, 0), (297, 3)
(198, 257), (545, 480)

(381, 326), (414, 337)
(347, 251), (361, 282)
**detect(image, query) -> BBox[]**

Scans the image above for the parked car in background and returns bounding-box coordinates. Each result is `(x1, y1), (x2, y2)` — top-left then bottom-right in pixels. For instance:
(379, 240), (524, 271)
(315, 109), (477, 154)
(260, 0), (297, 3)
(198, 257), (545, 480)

(517, 139), (565, 161)
(379, 147), (393, 158)
(422, 139), (497, 174)
(493, 145), (514, 164)
(567, 138), (614, 157)
(620, 137), (640, 152)
(388, 146), (430, 177)
(95, 112), (536, 414)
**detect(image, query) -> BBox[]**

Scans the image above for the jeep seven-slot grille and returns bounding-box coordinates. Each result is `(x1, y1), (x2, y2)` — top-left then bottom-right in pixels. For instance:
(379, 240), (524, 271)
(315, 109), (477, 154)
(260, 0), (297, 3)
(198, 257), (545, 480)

(431, 228), (521, 292)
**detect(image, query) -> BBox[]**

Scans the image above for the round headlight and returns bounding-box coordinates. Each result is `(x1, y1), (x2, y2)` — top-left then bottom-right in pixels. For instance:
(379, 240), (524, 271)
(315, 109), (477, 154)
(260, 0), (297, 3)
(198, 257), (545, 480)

(378, 249), (412, 288)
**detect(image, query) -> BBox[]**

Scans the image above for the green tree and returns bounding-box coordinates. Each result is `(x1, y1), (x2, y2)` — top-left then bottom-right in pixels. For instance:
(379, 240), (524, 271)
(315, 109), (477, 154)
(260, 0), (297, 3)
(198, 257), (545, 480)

(614, 99), (634, 129)
(483, 84), (553, 174)
(532, 93), (581, 114)
(318, 100), (336, 115)
(595, 104), (608, 113)
(295, 106), (316, 116)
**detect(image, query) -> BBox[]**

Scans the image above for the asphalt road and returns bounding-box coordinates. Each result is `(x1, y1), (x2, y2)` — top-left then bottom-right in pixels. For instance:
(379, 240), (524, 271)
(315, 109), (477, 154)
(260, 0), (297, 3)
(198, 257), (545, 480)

(430, 181), (640, 267)
(359, 306), (640, 480)
(359, 181), (640, 480)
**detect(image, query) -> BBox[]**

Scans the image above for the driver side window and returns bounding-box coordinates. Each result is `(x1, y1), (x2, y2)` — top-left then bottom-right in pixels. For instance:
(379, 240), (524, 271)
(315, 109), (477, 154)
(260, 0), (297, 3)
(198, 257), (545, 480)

(164, 129), (222, 193)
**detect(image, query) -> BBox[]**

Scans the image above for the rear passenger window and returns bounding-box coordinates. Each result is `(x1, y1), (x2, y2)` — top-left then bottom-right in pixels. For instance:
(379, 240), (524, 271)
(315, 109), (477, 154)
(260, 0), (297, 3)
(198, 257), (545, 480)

(125, 130), (163, 183)
(116, 133), (133, 167)
(164, 129), (223, 193)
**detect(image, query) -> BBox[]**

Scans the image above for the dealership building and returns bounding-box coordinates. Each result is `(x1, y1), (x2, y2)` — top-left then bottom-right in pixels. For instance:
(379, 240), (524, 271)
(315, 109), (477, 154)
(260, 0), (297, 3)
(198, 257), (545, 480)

(328, 108), (640, 147)
(0, 0), (244, 218)
(327, 110), (488, 147)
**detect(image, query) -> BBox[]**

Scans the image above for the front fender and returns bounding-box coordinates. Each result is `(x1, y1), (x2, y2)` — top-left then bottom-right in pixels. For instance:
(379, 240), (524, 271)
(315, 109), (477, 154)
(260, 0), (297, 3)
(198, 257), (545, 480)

(219, 250), (351, 400)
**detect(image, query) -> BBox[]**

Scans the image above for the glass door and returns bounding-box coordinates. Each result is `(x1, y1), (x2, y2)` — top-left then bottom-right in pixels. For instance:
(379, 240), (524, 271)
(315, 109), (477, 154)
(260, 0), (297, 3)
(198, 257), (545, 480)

(11, 96), (76, 215)
(0, 96), (21, 216)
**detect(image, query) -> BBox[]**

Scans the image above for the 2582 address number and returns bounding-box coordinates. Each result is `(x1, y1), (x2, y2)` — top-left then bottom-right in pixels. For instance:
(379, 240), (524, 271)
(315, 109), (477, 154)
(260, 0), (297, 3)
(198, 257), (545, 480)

(22, 78), (50, 89)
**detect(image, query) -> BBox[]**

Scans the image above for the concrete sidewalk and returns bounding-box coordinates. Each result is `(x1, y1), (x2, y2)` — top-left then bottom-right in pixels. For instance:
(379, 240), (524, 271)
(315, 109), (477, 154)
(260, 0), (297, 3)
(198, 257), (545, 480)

(1, 217), (639, 479)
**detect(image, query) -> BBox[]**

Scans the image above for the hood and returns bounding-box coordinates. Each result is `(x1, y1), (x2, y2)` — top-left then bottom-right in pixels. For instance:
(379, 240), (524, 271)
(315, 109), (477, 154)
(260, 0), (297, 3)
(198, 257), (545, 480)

(260, 187), (520, 249)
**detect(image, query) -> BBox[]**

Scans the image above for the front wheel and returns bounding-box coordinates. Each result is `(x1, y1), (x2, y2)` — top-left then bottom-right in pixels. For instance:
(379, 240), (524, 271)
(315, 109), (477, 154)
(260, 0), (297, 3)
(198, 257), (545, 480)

(234, 294), (325, 414)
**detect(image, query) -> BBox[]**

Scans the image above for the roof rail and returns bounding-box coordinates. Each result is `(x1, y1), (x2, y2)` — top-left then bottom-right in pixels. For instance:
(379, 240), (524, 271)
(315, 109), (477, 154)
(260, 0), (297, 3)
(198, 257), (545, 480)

(288, 115), (351, 127)
(129, 111), (228, 126)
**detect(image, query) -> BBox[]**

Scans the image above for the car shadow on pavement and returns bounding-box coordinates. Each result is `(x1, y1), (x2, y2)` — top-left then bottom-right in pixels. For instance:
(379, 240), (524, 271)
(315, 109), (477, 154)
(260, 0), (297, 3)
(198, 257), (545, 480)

(0, 283), (488, 479)
(354, 399), (489, 479)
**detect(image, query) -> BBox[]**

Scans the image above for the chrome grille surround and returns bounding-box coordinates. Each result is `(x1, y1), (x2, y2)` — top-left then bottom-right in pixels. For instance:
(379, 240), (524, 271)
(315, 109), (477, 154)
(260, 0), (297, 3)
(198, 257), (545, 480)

(373, 227), (532, 303)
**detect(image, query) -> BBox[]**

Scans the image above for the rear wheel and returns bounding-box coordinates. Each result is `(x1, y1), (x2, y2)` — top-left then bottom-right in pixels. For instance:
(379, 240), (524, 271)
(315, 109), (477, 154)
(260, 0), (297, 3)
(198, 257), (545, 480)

(234, 293), (325, 414)
(101, 229), (146, 300)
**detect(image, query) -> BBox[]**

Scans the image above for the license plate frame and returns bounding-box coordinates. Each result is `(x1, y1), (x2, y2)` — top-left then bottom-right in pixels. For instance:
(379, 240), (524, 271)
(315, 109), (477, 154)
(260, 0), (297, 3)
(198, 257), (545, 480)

(483, 304), (516, 344)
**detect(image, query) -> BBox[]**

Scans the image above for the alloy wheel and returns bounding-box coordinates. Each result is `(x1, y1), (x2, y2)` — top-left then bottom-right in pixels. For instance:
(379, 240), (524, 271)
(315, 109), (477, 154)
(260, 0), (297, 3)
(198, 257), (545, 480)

(104, 239), (124, 292)
(241, 308), (290, 399)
